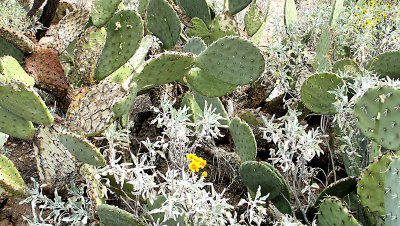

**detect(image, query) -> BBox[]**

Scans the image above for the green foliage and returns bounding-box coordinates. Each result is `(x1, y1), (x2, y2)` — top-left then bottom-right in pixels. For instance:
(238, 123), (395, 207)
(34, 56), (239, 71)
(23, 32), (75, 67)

(229, 117), (257, 162)
(228, 0), (251, 14)
(0, 106), (34, 139)
(366, 51), (400, 79)
(176, 0), (211, 26)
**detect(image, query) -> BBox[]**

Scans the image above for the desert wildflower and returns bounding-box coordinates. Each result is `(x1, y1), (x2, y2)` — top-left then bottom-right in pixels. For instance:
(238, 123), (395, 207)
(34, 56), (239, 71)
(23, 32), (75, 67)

(186, 153), (196, 160)
(366, 19), (371, 25)
(202, 172), (208, 178)
(186, 153), (207, 173)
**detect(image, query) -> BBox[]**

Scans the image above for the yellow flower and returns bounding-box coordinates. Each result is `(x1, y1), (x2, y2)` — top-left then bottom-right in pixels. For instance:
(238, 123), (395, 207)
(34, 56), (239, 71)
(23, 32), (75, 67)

(202, 172), (208, 177)
(190, 161), (200, 172)
(186, 153), (196, 160)
(366, 19), (371, 25)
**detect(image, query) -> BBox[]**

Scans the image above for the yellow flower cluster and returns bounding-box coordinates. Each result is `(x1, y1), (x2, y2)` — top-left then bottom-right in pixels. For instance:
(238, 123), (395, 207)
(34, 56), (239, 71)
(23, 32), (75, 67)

(352, 0), (395, 29)
(186, 153), (207, 177)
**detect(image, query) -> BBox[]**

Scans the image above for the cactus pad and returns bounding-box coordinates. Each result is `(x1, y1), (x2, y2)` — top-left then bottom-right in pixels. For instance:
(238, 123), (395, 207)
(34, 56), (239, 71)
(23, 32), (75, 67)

(0, 80), (54, 125)
(97, 204), (145, 226)
(318, 196), (359, 226)
(0, 37), (24, 62)
(315, 176), (357, 206)
(229, 117), (257, 162)
(300, 73), (345, 114)
(209, 13), (239, 44)
(193, 91), (230, 125)
(353, 86), (400, 150)
(0, 155), (28, 198)
(332, 59), (361, 75)
(146, 0), (181, 50)
(111, 83), (138, 117)
(366, 51), (400, 79)
(66, 80), (126, 136)
(181, 92), (203, 122)
(0, 25), (36, 53)
(228, 0), (251, 14)
(284, 0), (298, 29)
(91, 0), (122, 27)
(176, 0), (211, 26)
(196, 36), (265, 86)
(73, 26), (107, 85)
(0, 106), (34, 140)
(186, 68), (237, 97)
(385, 157), (400, 226)
(133, 52), (195, 89)
(58, 132), (106, 166)
(94, 10), (143, 81)
(313, 28), (331, 72)
(184, 37), (206, 55)
(329, 0), (344, 29)
(357, 152), (399, 216)
(239, 161), (285, 200)
(187, 17), (210, 41)
(0, 56), (34, 86)
(34, 126), (77, 191)
(51, 0), (75, 25)
(25, 46), (69, 97)
(245, 4), (263, 36)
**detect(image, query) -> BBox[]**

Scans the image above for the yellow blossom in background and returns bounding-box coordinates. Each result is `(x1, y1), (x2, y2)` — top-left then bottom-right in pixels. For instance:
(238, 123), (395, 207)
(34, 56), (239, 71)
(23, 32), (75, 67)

(202, 172), (208, 177)
(186, 153), (207, 173)
(366, 19), (371, 25)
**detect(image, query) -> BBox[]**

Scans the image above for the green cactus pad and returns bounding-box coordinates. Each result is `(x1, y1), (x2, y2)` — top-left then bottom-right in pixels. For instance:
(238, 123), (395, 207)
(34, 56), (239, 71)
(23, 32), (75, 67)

(176, 0), (211, 26)
(385, 157), (400, 226)
(81, 164), (104, 207)
(357, 152), (399, 217)
(209, 13), (239, 44)
(366, 51), (400, 79)
(313, 28), (331, 72)
(132, 52), (195, 89)
(66, 80), (126, 136)
(184, 37), (206, 55)
(284, 0), (298, 29)
(45, 9), (90, 53)
(237, 109), (264, 127)
(146, 0), (181, 50)
(0, 25), (36, 53)
(0, 56), (34, 86)
(228, 0), (251, 14)
(332, 59), (361, 75)
(0, 81), (54, 125)
(354, 86), (400, 150)
(112, 83), (138, 117)
(34, 126), (77, 191)
(187, 17), (210, 41)
(318, 196), (359, 226)
(0, 37), (24, 62)
(73, 26), (107, 85)
(94, 10), (143, 81)
(127, 35), (155, 73)
(24, 46), (69, 97)
(91, 0), (122, 27)
(51, 0), (75, 25)
(109, 64), (134, 85)
(329, 0), (344, 29)
(181, 92), (203, 122)
(58, 132), (106, 167)
(97, 204), (145, 226)
(300, 73), (345, 114)
(315, 176), (357, 206)
(193, 91), (230, 126)
(239, 161), (284, 200)
(197, 36), (265, 86)
(0, 106), (34, 140)
(245, 4), (263, 36)
(186, 68), (237, 97)
(0, 155), (28, 198)
(229, 117), (257, 162)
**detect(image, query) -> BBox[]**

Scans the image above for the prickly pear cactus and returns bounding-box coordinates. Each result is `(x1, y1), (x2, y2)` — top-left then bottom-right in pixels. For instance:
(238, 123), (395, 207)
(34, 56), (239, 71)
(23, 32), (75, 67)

(80, 164), (104, 209)
(146, 0), (181, 50)
(0, 25), (36, 53)
(318, 196), (359, 226)
(24, 46), (69, 97)
(315, 176), (357, 206)
(332, 59), (361, 75)
(0, 37), (24, 62)
(385, 157), (400, 226)
(313, 28), (331, 72)
(196, 36), (265, 86)
(187, 17), (210, 41)
(0, 56), (34, 86)
(366, 51), (400, 79)
(329, 0), (344, 29)
(192, 91), (230, 125)
(300, 73), (345, 114)
(353, 86), (400, 150)
(132, 52), (195, 89)
(228, 0), (251, 14)
(91, 0), (122, 27)
(58, 132), (106, 167)
(34, 126), (77, 191)
(176, 0), (211, 26)
(0, 106), (34, 140)
(183, 37), (206, 55)
(181, 92), (203, 122)
(66, 79), (127, 136)
(186, 67), (237, 97)
(73, 26), (107, 85)
(97, 204), (145, 226)
(111, 83), (138, 118)
(284, 0), (298, 30)
(0, 155), (28, 198)
(51, 0), (75, 25)
(357, 152), (399, 217)
(245, 4), (263, 36)
(229, 117), (257, 162)
(209, 13), (239, 44)
(94, 10), (143, 81)
(0, 80), (54, 125)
